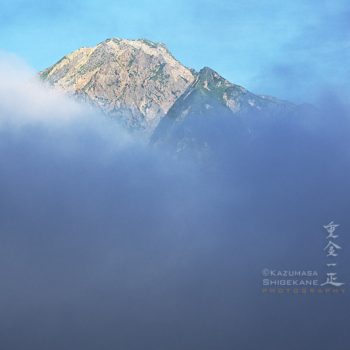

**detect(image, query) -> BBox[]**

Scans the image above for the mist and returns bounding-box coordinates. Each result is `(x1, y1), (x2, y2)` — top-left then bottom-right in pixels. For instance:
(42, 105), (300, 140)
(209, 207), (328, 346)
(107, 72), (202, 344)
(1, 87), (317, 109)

(0, 56), (349, 350)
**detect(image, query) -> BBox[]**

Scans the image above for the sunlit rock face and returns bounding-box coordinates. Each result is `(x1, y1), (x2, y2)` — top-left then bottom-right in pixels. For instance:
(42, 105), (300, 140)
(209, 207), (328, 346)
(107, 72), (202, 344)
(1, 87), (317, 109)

(40, 38), (195, 132)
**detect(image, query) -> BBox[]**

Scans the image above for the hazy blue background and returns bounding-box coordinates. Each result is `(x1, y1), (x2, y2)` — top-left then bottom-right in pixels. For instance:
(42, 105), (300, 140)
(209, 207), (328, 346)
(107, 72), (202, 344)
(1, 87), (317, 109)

(1, 0), (349, 102)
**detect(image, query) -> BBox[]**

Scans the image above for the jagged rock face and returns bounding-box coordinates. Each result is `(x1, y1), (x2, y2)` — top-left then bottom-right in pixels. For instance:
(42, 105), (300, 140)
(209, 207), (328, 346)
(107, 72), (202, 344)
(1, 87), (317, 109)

(152, 67), (295, 154)
(40, 38), (195, 131)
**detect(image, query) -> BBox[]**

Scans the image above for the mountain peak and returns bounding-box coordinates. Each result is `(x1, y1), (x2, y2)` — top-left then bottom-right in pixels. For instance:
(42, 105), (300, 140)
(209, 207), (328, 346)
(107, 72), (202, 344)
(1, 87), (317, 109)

(40, 38), (195, 131)
(102, 38), (168, 50)
(194, 66), (232, 92)
(199, 66), (215, 74)
(198, 66), (220, 77)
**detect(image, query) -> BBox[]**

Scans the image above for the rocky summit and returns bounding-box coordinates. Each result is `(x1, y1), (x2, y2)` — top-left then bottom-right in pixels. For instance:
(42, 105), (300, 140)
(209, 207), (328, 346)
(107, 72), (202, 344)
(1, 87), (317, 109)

(40, 38), (195, 131)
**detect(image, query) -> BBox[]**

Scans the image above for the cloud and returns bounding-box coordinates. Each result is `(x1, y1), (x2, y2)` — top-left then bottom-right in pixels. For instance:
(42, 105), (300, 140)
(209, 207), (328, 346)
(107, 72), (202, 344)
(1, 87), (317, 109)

(0, 55), (349, 349)
(0, 52), (85, 125)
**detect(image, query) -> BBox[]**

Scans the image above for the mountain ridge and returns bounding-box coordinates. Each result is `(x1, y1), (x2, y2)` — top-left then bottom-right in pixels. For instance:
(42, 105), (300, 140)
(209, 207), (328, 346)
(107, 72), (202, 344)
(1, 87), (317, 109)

(152, 66), (296, 154)
(40, 38), (295, 139)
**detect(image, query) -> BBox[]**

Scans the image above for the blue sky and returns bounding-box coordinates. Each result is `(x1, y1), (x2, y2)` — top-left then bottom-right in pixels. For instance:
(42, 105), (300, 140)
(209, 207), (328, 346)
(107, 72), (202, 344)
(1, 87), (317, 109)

(1, 0), (349, 101)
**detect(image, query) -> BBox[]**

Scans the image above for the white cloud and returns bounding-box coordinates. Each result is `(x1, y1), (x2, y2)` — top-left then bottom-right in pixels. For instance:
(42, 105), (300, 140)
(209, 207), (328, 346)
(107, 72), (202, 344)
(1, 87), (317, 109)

(0, 52), (88, 126)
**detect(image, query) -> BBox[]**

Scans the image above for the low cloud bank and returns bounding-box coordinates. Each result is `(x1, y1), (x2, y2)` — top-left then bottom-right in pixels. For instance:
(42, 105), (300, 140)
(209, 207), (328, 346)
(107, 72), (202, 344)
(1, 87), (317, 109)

(0, 56), (349, 350)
